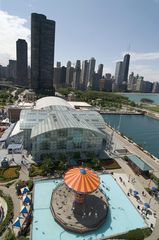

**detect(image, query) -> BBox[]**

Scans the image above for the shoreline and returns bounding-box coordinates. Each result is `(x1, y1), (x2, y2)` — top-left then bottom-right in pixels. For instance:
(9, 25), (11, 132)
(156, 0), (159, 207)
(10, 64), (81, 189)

(104, 122), (159, 165)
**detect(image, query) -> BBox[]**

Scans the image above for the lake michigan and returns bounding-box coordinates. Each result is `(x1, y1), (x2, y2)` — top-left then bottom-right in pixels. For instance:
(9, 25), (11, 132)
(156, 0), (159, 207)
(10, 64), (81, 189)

(103, 114), (159, 158)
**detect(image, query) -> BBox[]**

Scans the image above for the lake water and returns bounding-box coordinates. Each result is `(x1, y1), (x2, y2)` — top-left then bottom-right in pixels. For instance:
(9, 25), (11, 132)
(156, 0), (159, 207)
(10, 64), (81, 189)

(103, 114), (159, 158)
(122, 93), (159, 104)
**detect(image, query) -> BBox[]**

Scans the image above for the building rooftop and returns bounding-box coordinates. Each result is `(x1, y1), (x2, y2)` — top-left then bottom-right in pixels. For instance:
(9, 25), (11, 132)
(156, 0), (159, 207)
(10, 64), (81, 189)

(0, 123), (15, 142)
(35, 96), (73, 109)
(68, 101), (92, 108)
(127, 155), (153, 171)
(31, 111), (105, 139)
(10, 121), (23, 138)
(20, 96), (106, 131)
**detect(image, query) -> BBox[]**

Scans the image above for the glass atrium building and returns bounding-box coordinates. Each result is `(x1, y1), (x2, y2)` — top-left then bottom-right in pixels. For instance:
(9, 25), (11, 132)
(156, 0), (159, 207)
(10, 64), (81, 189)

(19, 97), (108, 161)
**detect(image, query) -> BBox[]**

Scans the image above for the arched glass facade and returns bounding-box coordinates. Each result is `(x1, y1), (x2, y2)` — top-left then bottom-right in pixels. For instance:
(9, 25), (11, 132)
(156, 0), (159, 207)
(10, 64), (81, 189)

(31, 127), (105, 161)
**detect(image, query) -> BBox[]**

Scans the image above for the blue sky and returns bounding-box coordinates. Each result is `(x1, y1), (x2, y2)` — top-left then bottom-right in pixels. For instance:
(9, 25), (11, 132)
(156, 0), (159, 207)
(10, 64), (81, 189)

(0, 0), (159, 81)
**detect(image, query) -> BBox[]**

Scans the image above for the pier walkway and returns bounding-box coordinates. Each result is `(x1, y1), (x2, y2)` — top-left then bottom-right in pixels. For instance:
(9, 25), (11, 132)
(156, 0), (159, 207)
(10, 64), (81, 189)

(104, 124), (159, 178)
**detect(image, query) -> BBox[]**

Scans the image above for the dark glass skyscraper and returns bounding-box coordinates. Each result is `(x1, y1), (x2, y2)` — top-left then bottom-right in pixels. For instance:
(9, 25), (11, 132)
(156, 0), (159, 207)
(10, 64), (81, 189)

(16, 39), (28, 86)
(97, 64), (103, 78)
(114, 53), (130, 91)
(121, 54), (130, 83)
(31, 13), (55, 92)
(115, 61), (123, 85)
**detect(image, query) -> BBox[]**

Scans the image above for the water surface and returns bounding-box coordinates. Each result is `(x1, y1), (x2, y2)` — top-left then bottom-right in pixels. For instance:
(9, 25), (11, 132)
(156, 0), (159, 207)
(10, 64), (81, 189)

(103, 114), (159, 158)
(122, 93), (159, 104)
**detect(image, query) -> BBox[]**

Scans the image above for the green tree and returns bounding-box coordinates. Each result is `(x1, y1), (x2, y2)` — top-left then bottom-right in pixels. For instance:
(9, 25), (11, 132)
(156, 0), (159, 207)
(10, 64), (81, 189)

(57, 160), (67, 171)
(41, 156), (55, 175)
(3, 228), (16, 240)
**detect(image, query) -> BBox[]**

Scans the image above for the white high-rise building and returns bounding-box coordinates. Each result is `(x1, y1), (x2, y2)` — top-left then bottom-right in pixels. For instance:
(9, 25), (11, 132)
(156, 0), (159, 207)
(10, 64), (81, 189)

(81, 60), (89, 90)
(88, 57), (96, 87)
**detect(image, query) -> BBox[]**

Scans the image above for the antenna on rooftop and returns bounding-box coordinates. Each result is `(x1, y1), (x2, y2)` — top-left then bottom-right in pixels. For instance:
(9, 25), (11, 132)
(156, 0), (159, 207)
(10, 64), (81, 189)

(127, 43), (131, 54)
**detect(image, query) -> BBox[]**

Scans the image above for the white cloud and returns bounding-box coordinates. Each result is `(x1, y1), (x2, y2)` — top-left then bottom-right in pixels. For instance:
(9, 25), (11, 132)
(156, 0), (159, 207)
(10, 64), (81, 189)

(130, 64), (159, 82)
(123, 51), (159, 61)
(114, 52), (159, 82)
(103, 66), (113, 75)
(0, 10), (30, 66)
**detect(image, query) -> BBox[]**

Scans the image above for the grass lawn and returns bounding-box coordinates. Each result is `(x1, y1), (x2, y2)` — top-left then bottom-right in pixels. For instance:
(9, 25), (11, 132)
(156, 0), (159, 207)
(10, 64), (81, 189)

(101, 159), (121, 170)
(29, 164), (44, 177)
(142, 104), (159, 113)
(0, 166), (20, 182)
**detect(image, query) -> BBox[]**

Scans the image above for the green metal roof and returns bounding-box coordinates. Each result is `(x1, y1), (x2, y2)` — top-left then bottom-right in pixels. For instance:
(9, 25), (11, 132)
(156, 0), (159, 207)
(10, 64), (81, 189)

(127, 155), (153, 171)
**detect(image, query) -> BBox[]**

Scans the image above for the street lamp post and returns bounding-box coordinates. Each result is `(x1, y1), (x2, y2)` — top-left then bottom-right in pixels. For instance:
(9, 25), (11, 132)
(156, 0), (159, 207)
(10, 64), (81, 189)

(148, 196), (153, 205)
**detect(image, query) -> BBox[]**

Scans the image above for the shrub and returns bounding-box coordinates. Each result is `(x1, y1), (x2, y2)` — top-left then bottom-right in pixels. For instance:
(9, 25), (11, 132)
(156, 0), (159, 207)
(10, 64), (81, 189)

(0, 192), (14, 236)
(3, 228), (16, 240)
(112, 228), (152, 240)
(29, 164), (44, 177)
(18, 237), (29, 240)
(123, 156), (129, 161)
(102, 159), (121, 170)
(5, 181), (16, 188)
(0, 166), (20, 181)
(91, 159), (102, 170)
(26, 180), (33, 191)
(150, 174), (159, 187)
(15, 179), (34, 195)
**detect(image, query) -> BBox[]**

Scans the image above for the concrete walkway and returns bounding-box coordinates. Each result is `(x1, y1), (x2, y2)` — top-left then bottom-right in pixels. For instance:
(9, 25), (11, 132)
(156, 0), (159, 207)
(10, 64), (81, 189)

(104, 124), (159, 178)
(110, 158), (159, 240)
(113, 172), (156, 228)
(0, 163), (29, 229)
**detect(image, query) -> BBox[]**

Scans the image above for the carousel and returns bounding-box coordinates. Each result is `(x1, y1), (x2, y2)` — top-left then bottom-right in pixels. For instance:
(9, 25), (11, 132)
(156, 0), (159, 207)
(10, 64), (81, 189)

(50, 167), (108, 233)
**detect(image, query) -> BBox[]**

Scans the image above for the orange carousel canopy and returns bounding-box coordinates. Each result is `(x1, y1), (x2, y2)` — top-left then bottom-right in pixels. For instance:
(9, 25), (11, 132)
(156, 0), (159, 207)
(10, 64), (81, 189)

(64, 167), (100, 193)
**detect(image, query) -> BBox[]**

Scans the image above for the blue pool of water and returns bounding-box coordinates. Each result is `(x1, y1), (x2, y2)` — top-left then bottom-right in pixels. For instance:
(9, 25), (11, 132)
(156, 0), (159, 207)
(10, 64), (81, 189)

(32, 175), (147, 240)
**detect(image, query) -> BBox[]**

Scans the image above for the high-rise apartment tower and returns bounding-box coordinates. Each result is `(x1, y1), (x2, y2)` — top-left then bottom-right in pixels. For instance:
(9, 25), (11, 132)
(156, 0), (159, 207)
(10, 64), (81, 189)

(88, 57), (96, 87)
(31, 13), (55, 91)
(16, 39), (28, 86)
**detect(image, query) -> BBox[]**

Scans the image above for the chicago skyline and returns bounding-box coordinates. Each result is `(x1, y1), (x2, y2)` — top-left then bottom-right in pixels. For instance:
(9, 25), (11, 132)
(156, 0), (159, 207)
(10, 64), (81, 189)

(0, 0), (159, 82)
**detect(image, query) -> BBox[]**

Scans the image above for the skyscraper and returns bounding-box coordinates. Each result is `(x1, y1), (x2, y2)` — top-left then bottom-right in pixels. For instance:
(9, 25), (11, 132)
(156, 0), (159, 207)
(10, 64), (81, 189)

(31, 13), (55, 92)
(97, 64), (103, 78)
(121, 53), (130, 84)
(88, 57), (96, 87)
(81, 60), (89, 90)
(114, 53), (130, 92)
(56, 62), (61, 68)
(152, 82), (159, 93)
(8, 60), (17, 80)
(66, 64), (74, 87)
(67, 61), (72, 68)
(115, 61), (123, 86)
(53, 66), (66, 89)
(16, 39), (28, 86)
(72, 60), (81, 89)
